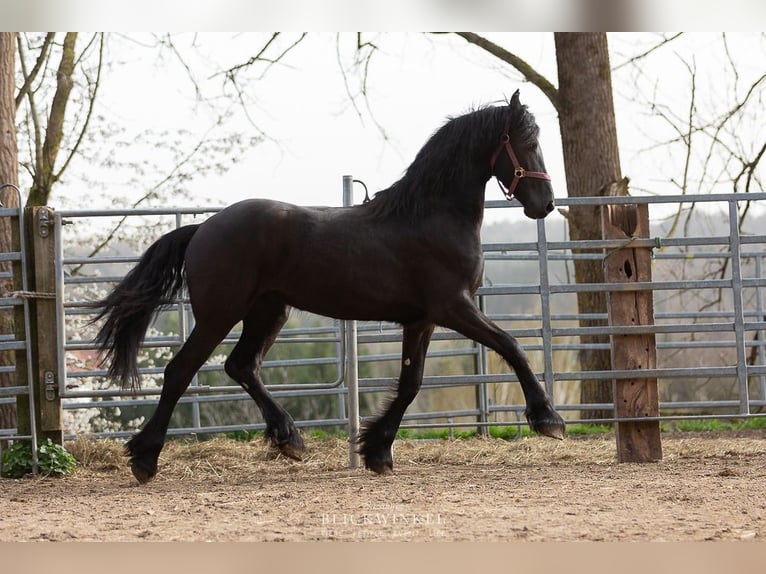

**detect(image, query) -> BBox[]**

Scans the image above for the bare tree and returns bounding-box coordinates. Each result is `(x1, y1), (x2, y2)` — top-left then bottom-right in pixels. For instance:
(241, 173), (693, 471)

(1, 32), (280, 432)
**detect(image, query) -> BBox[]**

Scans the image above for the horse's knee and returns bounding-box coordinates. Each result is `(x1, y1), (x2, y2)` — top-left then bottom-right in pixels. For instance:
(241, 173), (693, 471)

(397, 381), (421, 405)
(224, 354), (256, 384)
(223, 356), (240, 381)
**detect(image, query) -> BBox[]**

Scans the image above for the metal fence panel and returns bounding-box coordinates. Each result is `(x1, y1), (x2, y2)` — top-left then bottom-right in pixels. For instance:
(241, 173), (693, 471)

(52, 192), (766, 441)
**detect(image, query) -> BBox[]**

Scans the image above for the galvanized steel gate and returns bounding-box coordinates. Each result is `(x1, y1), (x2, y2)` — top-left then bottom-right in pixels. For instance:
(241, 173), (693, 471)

(0, 185), (39, 472)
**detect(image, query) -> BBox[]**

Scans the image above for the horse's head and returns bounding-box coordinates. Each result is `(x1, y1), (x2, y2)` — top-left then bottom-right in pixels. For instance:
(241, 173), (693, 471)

(491, 91), (555, 220)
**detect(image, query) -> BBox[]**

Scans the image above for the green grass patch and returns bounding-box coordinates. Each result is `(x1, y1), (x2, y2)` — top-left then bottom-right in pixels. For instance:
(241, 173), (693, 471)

(219, 416), (765, 444)
(667, 417), (766, 433)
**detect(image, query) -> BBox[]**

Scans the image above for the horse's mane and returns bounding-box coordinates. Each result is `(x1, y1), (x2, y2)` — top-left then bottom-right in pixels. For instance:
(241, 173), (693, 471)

(366, 101), (540, 220)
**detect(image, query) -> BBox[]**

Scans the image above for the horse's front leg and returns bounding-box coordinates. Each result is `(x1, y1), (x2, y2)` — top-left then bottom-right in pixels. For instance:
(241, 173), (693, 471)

(435, 295), (565, 439)
(359, 322), (434, 474)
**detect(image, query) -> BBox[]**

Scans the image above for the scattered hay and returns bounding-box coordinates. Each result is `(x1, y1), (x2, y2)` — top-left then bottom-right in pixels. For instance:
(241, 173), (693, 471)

(64, 431), (765, 483)
(66, 435), (125, 471)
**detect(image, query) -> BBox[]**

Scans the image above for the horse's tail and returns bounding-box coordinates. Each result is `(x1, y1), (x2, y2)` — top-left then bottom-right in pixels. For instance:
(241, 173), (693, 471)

(89, 224), (200, 391)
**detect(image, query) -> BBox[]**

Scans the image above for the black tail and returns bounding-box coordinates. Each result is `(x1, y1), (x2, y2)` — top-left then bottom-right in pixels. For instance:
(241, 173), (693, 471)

(89, 225), (200, 390)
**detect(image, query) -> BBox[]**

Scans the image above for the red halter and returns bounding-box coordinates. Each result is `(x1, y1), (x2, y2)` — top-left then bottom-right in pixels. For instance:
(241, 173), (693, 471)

(490, 132), (551, 200)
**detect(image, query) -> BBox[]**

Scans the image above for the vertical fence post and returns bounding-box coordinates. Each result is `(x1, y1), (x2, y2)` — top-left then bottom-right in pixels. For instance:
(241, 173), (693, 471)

(728, 199), (751, 415)
(756, 255), (766, 403)
(27, 206), (63, 445)
(601, 192), (662, 463)
(537, 218), (555, 400)
(474, 292), (489, 437)
(343, 175), (361, 468)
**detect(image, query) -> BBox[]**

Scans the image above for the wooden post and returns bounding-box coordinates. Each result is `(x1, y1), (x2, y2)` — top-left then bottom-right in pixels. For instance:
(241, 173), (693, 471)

(602, 180), (662, 463)
(27, 206), (62, 444)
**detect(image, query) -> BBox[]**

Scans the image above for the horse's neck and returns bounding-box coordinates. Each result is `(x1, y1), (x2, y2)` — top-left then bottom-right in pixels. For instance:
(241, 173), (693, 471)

(440, 175), (488, 224)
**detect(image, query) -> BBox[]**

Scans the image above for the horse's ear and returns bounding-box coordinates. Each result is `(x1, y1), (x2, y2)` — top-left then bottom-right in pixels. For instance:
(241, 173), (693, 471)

(510, 89), (521, 109)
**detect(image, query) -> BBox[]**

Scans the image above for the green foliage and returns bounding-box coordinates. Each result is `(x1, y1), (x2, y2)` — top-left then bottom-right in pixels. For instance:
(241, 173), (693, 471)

(563, 424), (613, 436)
(675, 419), (732, 432)
(1, 442), (34, 478)
(1, 439), (77, 478)
(670, 417), (766, 433)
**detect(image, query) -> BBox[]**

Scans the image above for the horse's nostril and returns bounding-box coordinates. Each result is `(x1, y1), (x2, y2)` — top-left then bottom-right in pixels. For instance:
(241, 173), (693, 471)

(546, 201), (555, 213)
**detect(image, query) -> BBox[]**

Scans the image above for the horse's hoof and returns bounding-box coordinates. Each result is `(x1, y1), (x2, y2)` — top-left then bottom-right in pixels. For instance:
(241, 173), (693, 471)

(365, 458), (394, 476)
(527, 405), (566, 440)
(130, 463), (156, 485)
(278, 441), (304, 461)
(537, 422), (566, 440)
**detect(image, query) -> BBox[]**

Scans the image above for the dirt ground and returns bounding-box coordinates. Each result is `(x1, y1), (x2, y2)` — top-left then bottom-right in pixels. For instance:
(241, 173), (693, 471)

(1, 432), (765, 542)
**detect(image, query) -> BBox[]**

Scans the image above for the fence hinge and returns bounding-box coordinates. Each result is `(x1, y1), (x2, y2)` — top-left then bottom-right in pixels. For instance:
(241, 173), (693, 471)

(38, 208), (53, 238)
(44, 371), (56, 401)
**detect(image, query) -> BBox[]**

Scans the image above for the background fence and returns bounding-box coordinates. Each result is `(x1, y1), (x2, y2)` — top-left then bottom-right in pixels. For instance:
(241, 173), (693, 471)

(3, 189), (766, 447)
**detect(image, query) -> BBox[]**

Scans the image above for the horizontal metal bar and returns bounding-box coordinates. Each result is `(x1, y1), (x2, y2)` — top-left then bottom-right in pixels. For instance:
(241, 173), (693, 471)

(398, 412), (766, 433)
(487, 192), (766, 210)
(0, 386), (30, 397)
(63, 417), (351, 442)
(0, 252), (22, 262)
(57, 206), (225, 218)
(549, 321), (764, 338)
(0, 340), (26, 351)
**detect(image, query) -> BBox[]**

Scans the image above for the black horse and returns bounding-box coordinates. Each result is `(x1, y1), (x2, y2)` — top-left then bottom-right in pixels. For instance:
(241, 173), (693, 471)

(92, 90), (565, 484)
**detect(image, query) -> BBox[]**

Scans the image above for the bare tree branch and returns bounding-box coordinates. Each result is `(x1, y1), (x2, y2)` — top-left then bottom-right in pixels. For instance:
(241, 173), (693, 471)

(25, 33), (78, 205)
(451, 32), (560, 111)
(15, 33), (55, 110)
(69, 125), (221, 274)
(16, 35), (44, 181)
(612, 33), (683, 71)
(334, 33), (390, 142)
(663, 56), (697, 241)
(217, 33), (307, 82)
(55, 33), (104, 182)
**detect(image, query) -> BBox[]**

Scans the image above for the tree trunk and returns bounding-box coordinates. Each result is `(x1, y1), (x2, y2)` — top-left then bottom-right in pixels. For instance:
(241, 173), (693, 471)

(28, 32), (77, 207)
(554, 33), (623, 420)
(0, 32), (19, 433)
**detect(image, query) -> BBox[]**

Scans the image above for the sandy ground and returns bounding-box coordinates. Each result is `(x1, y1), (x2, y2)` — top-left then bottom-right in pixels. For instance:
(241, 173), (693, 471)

(1, 432), (765, 542)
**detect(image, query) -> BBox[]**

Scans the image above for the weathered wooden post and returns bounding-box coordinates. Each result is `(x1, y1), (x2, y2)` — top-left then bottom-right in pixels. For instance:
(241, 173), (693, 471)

(26, 206), (62, 444)
(601, 179), (662, 462)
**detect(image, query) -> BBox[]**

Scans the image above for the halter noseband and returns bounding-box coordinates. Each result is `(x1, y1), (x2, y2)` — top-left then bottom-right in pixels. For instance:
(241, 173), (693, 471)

(490, 129), (551, 201)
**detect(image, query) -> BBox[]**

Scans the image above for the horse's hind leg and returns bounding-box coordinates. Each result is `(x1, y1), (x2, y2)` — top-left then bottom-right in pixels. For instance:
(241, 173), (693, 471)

(359, 322), (434, 474)
(127, 323), (232, 484)
(224, 296), (304, 460)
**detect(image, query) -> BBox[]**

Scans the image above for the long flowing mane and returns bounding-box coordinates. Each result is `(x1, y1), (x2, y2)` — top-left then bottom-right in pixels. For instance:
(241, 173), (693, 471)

(366, 101), (541, 219)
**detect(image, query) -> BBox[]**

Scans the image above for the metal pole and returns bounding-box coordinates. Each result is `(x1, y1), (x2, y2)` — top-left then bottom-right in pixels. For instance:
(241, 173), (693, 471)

(176, 213), (202, 431)
(54, 213), (67, 400)
(15, 191), (38, 473)
(475, 290), (489, 436)
(729, 199), (750, 414)
(342, 175), (361, 468)
(756, 255), (766, 402)
(537, 218), (555, 399)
